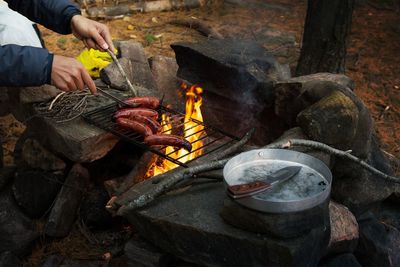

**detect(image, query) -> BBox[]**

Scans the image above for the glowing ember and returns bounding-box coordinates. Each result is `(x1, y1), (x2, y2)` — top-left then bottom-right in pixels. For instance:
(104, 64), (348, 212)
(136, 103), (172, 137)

(147, 83), (205, 176)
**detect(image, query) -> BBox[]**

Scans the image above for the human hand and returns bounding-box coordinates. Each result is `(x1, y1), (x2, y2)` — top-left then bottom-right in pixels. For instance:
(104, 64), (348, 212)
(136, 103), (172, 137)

(51, 55), (97, 94)
(70, 15), (114, 52)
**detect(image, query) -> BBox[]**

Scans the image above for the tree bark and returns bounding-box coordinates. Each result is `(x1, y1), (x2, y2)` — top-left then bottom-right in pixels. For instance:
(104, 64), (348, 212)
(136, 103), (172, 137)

(296, 0), (355, 76)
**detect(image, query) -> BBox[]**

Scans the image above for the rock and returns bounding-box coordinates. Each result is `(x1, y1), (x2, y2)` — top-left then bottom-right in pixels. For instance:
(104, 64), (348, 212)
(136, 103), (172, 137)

(41, 254), (64, 267)
(8, 88), (137, 162)
(269, 127), (332, 167)
(101, 41), (158, 93)
(0, 167), (16, 192)
(45, 164), (89, 237)
(318, 254), (361, 267)
(123, 183), (330, 267)
(331, 135), (395, 215)
(326, 201), (359, 255)
(220, 195), (330, 239)
(274, 73), (354, 127)
(355, 216), (400, 267)
(41, 254), (105, 267)
(21, 139), (66, 171)
(375, 200), (400, 231)
(101, 58), (134, 91)
(12, 169), (65, 218)
(79, 186), (113, 230)
(172, 39), (288, 145)
(297, 90), (360, 151)
(18, 85), (61, 104)
(149, 55), (184, 112)
(124, 238), (174, 267)
(0, 189), (39, 255)
(0, 251), (22, 267)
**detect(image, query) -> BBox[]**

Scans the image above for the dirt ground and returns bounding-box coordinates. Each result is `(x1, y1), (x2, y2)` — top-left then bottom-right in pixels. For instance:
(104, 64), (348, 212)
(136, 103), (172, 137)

(1, 0), (399, 166)
(1, 0), (400, 265)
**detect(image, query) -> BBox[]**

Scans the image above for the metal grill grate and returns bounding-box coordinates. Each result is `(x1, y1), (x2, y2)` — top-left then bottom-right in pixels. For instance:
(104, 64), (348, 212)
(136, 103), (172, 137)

(82, 104), (240, 167)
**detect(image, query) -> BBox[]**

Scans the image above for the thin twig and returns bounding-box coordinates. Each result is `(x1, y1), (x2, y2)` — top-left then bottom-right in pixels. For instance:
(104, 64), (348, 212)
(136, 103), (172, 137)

(49, 92), (66, 110)
(267, 139), (400, 184)
(106, 48), (138, 96)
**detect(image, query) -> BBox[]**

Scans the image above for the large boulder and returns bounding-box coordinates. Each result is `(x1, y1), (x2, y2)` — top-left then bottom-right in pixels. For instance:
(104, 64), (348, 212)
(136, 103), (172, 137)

(172, 39), (289, 145)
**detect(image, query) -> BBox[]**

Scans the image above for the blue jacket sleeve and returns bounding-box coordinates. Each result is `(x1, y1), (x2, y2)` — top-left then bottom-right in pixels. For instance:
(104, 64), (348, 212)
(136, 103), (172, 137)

(5, 0), (81, 34)
(0, 45), (53, 86)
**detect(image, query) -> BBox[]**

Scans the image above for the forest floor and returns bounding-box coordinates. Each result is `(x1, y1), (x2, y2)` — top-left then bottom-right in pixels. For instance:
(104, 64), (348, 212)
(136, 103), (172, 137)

(1, 0), (399, 265)
(1, 0), (399, 166)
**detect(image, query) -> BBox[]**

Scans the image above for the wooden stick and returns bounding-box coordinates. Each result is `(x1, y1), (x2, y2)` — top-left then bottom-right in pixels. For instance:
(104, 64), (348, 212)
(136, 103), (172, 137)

(107, 48), (138, 96)
(114, 129), (255, 215)
(168, 18), (224, 39)
(117, 158), (230, 216)
(266, 139), (400, 184)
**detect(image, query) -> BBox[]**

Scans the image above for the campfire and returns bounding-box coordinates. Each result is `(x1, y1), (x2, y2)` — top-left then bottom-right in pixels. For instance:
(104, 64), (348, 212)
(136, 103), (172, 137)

(148, 83), (205, 176)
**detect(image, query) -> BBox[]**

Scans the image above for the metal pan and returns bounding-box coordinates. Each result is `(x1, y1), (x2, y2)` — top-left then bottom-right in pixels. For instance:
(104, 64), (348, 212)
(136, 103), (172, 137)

(223, 149), (332, 213)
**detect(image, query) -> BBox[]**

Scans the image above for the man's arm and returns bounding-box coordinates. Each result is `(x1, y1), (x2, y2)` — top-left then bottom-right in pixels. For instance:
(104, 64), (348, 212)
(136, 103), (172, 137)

(5, 0), (81, 34)
(0, 45), (53, 86)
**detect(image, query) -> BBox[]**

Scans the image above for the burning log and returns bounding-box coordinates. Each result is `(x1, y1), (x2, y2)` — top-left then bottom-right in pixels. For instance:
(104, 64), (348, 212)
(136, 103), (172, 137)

(111, 129), (254, 215)
(167, 18), (224, 39)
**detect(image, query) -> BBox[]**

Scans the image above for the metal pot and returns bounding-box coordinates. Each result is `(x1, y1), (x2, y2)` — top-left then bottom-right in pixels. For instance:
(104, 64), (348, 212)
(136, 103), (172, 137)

(223, 149), (332, 213)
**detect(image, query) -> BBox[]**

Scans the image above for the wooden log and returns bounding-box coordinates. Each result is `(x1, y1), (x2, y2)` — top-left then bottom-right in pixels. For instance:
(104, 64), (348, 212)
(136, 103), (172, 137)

(168, 18), (223, 39)
(45, 164), (89, 237)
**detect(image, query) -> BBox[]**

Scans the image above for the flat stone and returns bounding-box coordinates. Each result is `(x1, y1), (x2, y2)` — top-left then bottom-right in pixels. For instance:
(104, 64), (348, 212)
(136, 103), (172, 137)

(41, 254), (105, 267)
(0, 251), (22, 267)
(124, 183), (330, 267)
(9, 88), (151, 163)
(45, 164), (89, 237)
(149, 55), (184, 112)
(172, 39), (289, 145)
(318, 254), (362, 267)
(102, 41), (158, 93)
(220, 196), (330, 239)
(327, 201), (359, 255)
(21, 139), (66, 171)
(0, 189), (39, 255)
(355, 216), (400, 267)
(12, 169), (65, 218)
(124, 238), (172, 267)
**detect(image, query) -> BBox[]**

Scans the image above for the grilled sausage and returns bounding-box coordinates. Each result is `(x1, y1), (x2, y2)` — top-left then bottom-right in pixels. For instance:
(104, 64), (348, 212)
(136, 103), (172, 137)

(144, 134), (192, 152)
(116, 118), (153, 137)
(128, 114), (161, 134)
(113, 108), (158, 121)
(122, 96), (160, 109)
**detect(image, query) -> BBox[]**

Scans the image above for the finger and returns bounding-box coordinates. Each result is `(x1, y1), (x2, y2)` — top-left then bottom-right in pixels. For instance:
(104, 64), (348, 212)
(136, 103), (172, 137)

(82, 39), (89, 49)
(99, 25), (114, 52)
(90, 29), (108, 50)
(81, 67), (97, 95)
(86, 38), (97, 50)
(73, 69), (85, 91)
(66, 76), (78, 92)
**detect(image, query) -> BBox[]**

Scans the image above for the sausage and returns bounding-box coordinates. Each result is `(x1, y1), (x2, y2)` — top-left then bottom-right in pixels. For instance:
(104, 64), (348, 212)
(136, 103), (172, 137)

(116, 118), (153, 137)
(128, 114), (161, 134)
(113, 108), (158, 121)
(122, 96), (160, 109)
(144, 134), (192, 152)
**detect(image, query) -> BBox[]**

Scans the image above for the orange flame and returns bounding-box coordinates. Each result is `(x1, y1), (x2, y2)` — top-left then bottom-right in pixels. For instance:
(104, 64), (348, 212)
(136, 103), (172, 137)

(148, 84), (205, 176)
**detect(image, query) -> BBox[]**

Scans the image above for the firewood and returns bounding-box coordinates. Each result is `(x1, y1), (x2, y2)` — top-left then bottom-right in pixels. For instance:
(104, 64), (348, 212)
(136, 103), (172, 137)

(112, 129), (255, 215)
(168, 18), (224, 39)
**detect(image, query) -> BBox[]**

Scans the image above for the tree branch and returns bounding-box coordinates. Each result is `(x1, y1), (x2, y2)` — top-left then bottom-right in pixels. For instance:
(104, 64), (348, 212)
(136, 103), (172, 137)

(267, 139), (400, 184)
